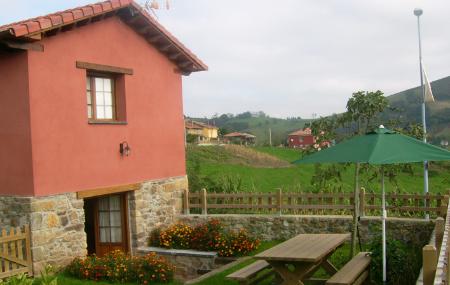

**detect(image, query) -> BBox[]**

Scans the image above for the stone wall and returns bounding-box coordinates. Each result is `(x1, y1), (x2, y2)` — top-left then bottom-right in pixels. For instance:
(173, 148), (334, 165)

(0, 175), (187, 274)
(128, 176), (188, 250)
(0, 193), (87, 273)
(179, 214), (435, 246)
(137, 247), (216, 281)
(0, 196), (32, 227)
(29, 193), (87, 273)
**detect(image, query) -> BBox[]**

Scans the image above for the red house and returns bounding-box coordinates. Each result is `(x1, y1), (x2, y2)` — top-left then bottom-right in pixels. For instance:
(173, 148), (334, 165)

(287, 128), (315, 148)
(0, 0), (206, 272)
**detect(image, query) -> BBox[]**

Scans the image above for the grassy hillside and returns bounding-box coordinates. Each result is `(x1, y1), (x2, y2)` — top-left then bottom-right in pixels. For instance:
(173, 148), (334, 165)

(189, 76), (450, 146)
(187, 145), (450, 194)
(191, 113), (309, 146)
(383, 76), (450, 143)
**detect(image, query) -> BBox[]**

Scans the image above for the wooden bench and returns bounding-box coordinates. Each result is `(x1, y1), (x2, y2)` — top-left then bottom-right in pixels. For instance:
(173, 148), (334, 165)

(326, 252), (371, 285)
(226, 260), (275, 285)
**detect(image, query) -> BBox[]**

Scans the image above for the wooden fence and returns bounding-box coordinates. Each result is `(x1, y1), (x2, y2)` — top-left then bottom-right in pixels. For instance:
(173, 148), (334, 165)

(430, 197), (450, 285)
(0, 225), (33, 279)
(184, 188), (449, 218)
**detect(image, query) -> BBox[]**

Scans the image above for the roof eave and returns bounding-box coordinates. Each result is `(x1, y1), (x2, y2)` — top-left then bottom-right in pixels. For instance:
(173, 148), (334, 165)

(0, 0), (207, 74)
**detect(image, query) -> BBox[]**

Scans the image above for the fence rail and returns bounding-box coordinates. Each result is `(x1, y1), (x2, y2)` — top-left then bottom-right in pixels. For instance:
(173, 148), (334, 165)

(431, 196), (450, 285)
(0, 225), (32, 279)
(184, 189), (448, 218)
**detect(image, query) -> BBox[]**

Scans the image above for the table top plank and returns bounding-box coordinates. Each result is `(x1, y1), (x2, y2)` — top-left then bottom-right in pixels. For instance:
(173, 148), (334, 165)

(255, 234), (350, 262)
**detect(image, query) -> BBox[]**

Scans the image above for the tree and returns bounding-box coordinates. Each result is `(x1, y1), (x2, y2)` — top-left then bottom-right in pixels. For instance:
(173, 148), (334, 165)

(307, 91), (389, 257)
(346, 90), (389, 135)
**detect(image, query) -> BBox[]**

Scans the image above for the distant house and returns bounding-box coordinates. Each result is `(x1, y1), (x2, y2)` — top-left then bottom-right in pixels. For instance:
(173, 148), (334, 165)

(287, 128), (315, 148)
(223, 132), (256, 145)
(0, 0), (206, 273)
(185, 120), (218, 143)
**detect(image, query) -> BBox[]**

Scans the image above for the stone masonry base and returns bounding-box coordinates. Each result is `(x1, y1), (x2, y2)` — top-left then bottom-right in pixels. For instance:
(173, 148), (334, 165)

(0, 175), (188, 275)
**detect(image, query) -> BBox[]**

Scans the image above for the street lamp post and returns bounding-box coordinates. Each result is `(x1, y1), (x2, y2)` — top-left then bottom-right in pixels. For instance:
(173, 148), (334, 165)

(414, 8), (429, 220)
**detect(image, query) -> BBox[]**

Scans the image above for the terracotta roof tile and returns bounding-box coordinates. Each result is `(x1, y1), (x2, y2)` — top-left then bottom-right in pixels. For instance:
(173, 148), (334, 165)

(224, 132), (255, 138)
(24, 22), (40, 34)
(289, 128), (313, 136)
(71, 10), (84, 20)
(11, 25), (28, 37)
(101, 2), (113, 11)
(0, 0), (207, 73)
(48, 15), (63, 26)
(110, 0), (121, 8)
(90, 4), (103, 14)
(81, 6), (94, 16)
(61, 12), (74, 23)
(36, 18), (52, 30)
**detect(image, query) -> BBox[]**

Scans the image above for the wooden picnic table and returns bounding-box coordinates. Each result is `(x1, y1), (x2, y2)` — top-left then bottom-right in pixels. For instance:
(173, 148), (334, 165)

(254, 233), (350, 285)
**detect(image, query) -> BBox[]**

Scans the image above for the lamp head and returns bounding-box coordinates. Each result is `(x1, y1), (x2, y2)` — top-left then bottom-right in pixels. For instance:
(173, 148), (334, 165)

(414, 8), (423, 17)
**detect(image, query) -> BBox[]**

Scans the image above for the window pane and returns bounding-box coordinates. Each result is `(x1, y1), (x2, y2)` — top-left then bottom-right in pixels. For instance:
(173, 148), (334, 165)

(96, 107), (105, 119)
(96, 92), (104, 106)
(87, 105), (92, 119)
(104, 92), (113, 106)
(110, 212), (121, 227)
(95, 78), (104, 92)
(109, 196), (121, 210)
(104, 106), (113, 119)
(104, 78), (112, 92)
(110, 228), (122, 243)
(86, 77), (91, 91)
(98, 197), (109, 210)
(99, 212), (110, 227)
(100, 228), (110, 243)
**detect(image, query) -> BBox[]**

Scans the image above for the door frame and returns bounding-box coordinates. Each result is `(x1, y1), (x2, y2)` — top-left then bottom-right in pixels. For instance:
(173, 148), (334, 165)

(91, 193), (130, 256)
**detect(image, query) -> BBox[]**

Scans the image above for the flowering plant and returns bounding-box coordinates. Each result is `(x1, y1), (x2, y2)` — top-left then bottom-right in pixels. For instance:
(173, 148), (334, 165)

(151, 219), (260, 257)
(65, 250), (174, 284)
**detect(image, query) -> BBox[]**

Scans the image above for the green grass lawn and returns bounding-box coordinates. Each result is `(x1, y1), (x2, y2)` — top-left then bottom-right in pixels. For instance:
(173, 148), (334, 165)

(37, 274), (182, 285)
(189, 145), (450, 194)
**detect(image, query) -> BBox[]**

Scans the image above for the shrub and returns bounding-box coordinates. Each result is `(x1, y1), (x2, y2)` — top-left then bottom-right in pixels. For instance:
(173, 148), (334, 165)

(65, 250), (174, 284)
(0, 274), (33, 285)
(158, 223), (193, 249)
(151, 219), (260, 257)
(368, 237), (422, 285)
(0, 265), (57, 285)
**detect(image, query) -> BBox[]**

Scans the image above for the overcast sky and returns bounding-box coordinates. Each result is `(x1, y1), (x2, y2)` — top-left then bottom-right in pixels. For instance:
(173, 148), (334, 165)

(1, 1), (450, 118)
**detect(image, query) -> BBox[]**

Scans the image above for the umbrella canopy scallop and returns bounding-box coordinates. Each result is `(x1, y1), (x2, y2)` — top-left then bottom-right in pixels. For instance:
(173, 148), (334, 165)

(294, 127), (450, 165)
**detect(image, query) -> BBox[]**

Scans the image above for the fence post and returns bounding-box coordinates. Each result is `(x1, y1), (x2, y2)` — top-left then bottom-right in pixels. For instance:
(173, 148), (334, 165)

(201, 188), (207, 215)
(437, 193), (442, 217)
(183, 188), (190, 215)
(359, 187), (365, 217)
(24, 225), (33, 277)
(423, 245), (437, 285)
(277, 188), (282, 216)
(435, 217), (445, 251)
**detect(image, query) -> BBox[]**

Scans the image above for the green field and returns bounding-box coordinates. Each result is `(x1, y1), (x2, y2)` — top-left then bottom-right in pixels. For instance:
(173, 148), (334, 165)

(187, 145), (450, 194)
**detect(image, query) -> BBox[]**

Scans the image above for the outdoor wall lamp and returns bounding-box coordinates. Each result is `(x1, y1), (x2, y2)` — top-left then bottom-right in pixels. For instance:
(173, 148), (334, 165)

(119, 141), (131, 157)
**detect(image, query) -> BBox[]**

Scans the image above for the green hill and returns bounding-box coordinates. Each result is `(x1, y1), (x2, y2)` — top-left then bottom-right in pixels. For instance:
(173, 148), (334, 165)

(190, 112), (309, 146)
(189, 76), (450, 145)
(383, 76), (450, 143)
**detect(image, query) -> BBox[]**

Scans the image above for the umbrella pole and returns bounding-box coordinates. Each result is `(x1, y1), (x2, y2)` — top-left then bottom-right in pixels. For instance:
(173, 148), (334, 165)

(351, 163), (360, 257)
(381, 166), (387, 283)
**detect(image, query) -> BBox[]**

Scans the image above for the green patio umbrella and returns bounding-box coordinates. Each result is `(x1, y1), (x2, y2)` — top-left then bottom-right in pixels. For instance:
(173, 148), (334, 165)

(294, 125), (450, 283)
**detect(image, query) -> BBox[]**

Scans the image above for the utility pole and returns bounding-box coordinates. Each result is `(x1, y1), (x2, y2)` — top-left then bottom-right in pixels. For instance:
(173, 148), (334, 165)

(269, 128), (272, 147)
(414, 8), (429, 220)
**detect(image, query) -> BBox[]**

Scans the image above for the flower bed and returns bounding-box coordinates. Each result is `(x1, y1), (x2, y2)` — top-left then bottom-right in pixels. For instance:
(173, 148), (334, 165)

(65, 250), (174, 284)
(150, 219), (260, 257)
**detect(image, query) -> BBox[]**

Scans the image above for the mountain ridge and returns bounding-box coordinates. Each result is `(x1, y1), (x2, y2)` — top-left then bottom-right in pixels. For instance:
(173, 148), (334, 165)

(188, 76), (450, 145)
